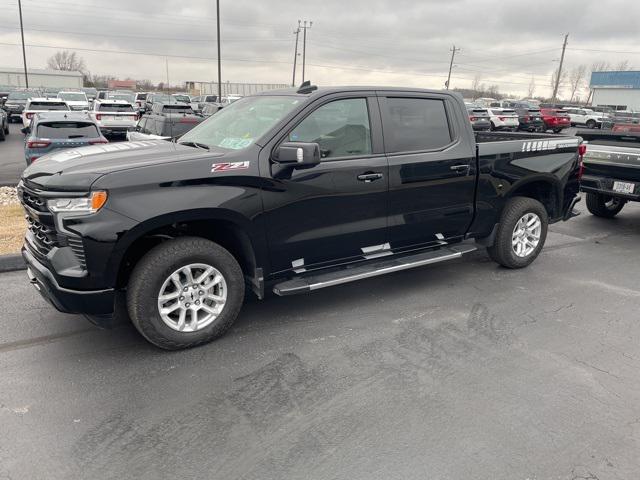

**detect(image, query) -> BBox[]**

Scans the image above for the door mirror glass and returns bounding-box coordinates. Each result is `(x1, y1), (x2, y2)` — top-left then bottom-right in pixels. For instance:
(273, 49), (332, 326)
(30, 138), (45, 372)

(274, 142), (321, 167)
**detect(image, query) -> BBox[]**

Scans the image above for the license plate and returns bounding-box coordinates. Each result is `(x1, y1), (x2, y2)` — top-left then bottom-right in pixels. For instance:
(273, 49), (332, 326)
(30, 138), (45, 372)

(613, 181), (635, 194)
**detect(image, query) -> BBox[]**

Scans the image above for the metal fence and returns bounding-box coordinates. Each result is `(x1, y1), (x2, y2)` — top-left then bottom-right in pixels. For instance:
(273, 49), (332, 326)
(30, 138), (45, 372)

(186, 81), (290, 97)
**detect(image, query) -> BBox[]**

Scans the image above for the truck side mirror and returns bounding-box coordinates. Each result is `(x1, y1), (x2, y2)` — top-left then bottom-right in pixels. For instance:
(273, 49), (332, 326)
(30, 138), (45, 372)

(274, 142), (321, 168)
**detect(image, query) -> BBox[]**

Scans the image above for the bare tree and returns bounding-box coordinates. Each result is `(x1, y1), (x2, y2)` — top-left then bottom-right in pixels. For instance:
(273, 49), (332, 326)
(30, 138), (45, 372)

(527, 77), (536, 98)
(615, 60), (632, 71)
(591, 61), (611, 73)
(487, 84), (500, 97)
(471, 74), (482, 93)
(47, 50), (87, 74)
(568, 64), (587, 102)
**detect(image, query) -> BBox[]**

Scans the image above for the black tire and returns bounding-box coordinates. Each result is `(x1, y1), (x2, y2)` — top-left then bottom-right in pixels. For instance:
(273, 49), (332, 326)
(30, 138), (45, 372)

(127, 236), (245, 350)
(490, 122), (496, 131)
(553, 128), (562, 134)
(585, 192), (626, 218)
(487, 197), (549, 269)
(586, 119), (596, 129)
(0, 126), (4, 141)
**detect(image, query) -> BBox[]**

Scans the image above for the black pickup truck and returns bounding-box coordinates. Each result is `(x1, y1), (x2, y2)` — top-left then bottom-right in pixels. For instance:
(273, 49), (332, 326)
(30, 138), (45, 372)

(577, 129), (640, 218)
(19, 84), (584, 349)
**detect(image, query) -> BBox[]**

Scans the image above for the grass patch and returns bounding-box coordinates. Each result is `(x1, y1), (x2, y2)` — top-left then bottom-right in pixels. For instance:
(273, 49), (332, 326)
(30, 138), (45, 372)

(0, 204), (25, 256)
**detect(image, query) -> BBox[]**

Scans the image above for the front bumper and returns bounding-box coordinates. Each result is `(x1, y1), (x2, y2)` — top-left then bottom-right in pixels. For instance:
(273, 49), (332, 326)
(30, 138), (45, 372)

(22, 247), (115, 316)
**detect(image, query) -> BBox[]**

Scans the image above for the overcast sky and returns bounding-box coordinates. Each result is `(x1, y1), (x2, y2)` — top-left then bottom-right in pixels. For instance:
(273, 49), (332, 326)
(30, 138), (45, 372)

(0, 0), (638, 98)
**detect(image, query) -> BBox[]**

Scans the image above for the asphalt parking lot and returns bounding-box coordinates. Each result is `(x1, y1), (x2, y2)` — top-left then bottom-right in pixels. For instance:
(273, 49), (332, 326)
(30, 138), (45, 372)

(1, 198), (640, 479)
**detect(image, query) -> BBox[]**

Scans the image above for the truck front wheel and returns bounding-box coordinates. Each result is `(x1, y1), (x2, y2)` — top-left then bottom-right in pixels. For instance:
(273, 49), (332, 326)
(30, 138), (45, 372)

(127, 236), (245, 350)
(487, 197), (549, 269)
(585, 192), (626, 218)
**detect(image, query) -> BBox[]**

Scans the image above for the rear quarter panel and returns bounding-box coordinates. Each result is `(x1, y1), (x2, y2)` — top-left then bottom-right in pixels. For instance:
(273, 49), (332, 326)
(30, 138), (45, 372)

(469, 136), (581, 237)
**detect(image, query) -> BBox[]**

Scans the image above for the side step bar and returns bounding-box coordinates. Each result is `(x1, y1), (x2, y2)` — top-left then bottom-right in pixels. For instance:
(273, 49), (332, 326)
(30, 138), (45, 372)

(273, 244), (477, 296)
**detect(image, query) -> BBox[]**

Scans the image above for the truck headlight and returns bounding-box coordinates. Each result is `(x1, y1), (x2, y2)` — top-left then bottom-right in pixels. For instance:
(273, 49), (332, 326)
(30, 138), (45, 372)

(47, 191), (108, 214)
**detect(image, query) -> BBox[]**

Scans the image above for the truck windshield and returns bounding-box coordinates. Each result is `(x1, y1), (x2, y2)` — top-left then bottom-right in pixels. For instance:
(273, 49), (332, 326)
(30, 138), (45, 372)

(178, 95), (301, 150)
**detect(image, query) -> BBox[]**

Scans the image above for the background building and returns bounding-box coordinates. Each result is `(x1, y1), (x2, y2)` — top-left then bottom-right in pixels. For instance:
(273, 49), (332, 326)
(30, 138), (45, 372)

(107, 79), (137, 90)
(0, 67), (83, 89)
(590, 71), (640, 111)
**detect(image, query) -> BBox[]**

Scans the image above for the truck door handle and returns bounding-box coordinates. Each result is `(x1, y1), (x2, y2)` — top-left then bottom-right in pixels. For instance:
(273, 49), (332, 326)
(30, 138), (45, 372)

(357, 172), (384, 182)
(450, 164), (470, 173)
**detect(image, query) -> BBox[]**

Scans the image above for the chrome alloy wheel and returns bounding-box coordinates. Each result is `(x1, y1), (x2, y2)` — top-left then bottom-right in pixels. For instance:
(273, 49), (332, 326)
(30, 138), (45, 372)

(511, 213), (542, 258)
(157, 263), (227, 332)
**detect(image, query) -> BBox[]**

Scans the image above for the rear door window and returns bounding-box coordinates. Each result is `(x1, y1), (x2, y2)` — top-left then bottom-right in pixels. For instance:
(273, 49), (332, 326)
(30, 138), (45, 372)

(162, 105), (194, 114)
(36, 122), (100, 138)
(383, 97), (453, 152)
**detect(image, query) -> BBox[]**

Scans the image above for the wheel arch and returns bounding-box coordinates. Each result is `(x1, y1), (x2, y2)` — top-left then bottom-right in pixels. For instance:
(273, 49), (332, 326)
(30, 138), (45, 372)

(108, 208), (269, 289)
(506, 176), (562, 219)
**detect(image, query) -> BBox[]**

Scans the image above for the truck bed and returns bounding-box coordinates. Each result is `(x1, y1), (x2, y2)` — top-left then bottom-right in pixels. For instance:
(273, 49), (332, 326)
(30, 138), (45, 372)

(475, 131), (580, 158)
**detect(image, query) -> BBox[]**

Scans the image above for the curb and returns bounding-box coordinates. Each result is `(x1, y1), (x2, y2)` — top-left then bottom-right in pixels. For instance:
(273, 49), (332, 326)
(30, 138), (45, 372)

(0, 253), (26, 273)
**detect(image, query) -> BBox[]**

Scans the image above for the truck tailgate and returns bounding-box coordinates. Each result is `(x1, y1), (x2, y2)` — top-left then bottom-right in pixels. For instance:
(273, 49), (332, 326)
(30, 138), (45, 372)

(583, 144), (640, 183)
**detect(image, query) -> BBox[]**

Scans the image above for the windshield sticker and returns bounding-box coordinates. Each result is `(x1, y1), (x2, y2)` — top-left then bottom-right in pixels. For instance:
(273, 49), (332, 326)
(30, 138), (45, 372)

(219, 137), (253, 150)
(211, 161), (251, 172)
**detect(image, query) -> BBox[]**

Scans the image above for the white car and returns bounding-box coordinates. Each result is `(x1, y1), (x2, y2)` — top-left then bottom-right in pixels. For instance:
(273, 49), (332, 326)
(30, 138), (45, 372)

(562, 108), (605, 129)
(21, 98), (70, 128)
(57, 91), (90, 111)
(221, 94), (242, 106)
(486, 108), (519, 131)
(90, 99), (138, 136)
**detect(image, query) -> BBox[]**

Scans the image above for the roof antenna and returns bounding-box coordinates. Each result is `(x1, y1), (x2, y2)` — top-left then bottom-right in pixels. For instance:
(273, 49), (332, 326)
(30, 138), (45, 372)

(297, 80), (317, 94)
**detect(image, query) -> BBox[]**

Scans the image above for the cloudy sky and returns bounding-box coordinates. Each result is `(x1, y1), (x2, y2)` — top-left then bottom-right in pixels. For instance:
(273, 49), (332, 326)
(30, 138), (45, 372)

(0, 0), (638, 98)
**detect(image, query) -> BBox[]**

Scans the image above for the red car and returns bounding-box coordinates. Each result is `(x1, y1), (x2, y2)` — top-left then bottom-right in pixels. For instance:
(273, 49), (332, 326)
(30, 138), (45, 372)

(540, 108), (571, 133)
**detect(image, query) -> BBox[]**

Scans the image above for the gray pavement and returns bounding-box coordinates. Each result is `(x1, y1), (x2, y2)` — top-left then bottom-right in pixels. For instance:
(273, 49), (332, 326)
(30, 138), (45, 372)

(1, 201), (640, 479)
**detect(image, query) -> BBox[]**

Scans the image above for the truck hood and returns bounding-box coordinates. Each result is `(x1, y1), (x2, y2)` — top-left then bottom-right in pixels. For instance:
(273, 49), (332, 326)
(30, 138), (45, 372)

(22, 140), (224, 190)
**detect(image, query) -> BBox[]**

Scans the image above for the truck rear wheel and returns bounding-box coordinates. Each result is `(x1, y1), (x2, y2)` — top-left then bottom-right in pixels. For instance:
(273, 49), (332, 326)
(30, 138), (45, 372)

(585, 192), (625, 218)
(487, 197), (549, 269)
(127, 236), (245, 350)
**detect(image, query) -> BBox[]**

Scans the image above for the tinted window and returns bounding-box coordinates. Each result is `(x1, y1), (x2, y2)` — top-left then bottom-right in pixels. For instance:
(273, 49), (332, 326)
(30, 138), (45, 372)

(162, 105), (194, 113)
(161, 118), (201, 137)
(289, 98), (371, 159)
(385, 98), (452, 152)
(36, 122), (100, 138)
(99, 103), (134, 112)
(136, 93), (148, 100)
(29, 102), (68, 110)
(172, 95), (190, 103)
(205, 96), (217, 102)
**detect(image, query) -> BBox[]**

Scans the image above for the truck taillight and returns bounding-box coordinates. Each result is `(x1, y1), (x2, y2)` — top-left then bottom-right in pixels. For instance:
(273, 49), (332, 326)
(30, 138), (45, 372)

(26, 112), (33, 119)
(578, 144), (587, 156)
(577, 144), (587, 180)
(27, 140), (51, 148)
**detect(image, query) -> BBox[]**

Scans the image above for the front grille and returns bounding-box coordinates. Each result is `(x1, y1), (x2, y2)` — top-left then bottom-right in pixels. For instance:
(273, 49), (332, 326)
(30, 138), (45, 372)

(19, 183), (87, 268)
(25, 215), (57, 256)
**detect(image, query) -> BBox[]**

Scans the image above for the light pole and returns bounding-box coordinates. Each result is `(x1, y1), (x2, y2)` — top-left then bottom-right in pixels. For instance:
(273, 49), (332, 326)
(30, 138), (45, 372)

(18, 0), (28, 88)
(216, 0), (222, 102)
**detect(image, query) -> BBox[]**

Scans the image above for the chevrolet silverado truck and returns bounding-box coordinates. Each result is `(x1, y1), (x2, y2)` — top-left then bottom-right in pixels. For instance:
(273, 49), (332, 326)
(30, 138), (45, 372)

(578, 129), (640, 218)
(18, 84), (584, 350)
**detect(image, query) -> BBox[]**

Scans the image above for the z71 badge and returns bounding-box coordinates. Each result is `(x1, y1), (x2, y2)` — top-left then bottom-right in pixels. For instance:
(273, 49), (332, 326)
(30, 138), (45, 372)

(211, 161), (251, 172)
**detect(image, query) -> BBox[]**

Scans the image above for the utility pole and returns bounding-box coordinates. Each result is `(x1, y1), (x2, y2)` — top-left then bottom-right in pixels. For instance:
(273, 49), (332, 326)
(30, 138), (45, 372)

(552, 33), (569, 102)
(216, 0), (222, 102)
(299, 20), (312, 84)
(165, 57), (169, 92)
(445, 45), (460, 90)
(18, 0), (28, 88)
(292, 22), (301, 87)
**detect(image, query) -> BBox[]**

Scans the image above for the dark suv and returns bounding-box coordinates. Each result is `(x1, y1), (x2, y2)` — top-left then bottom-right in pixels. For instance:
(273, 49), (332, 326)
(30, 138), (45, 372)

(515, 107), (545, 132)
(130, 102), (204, 140)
